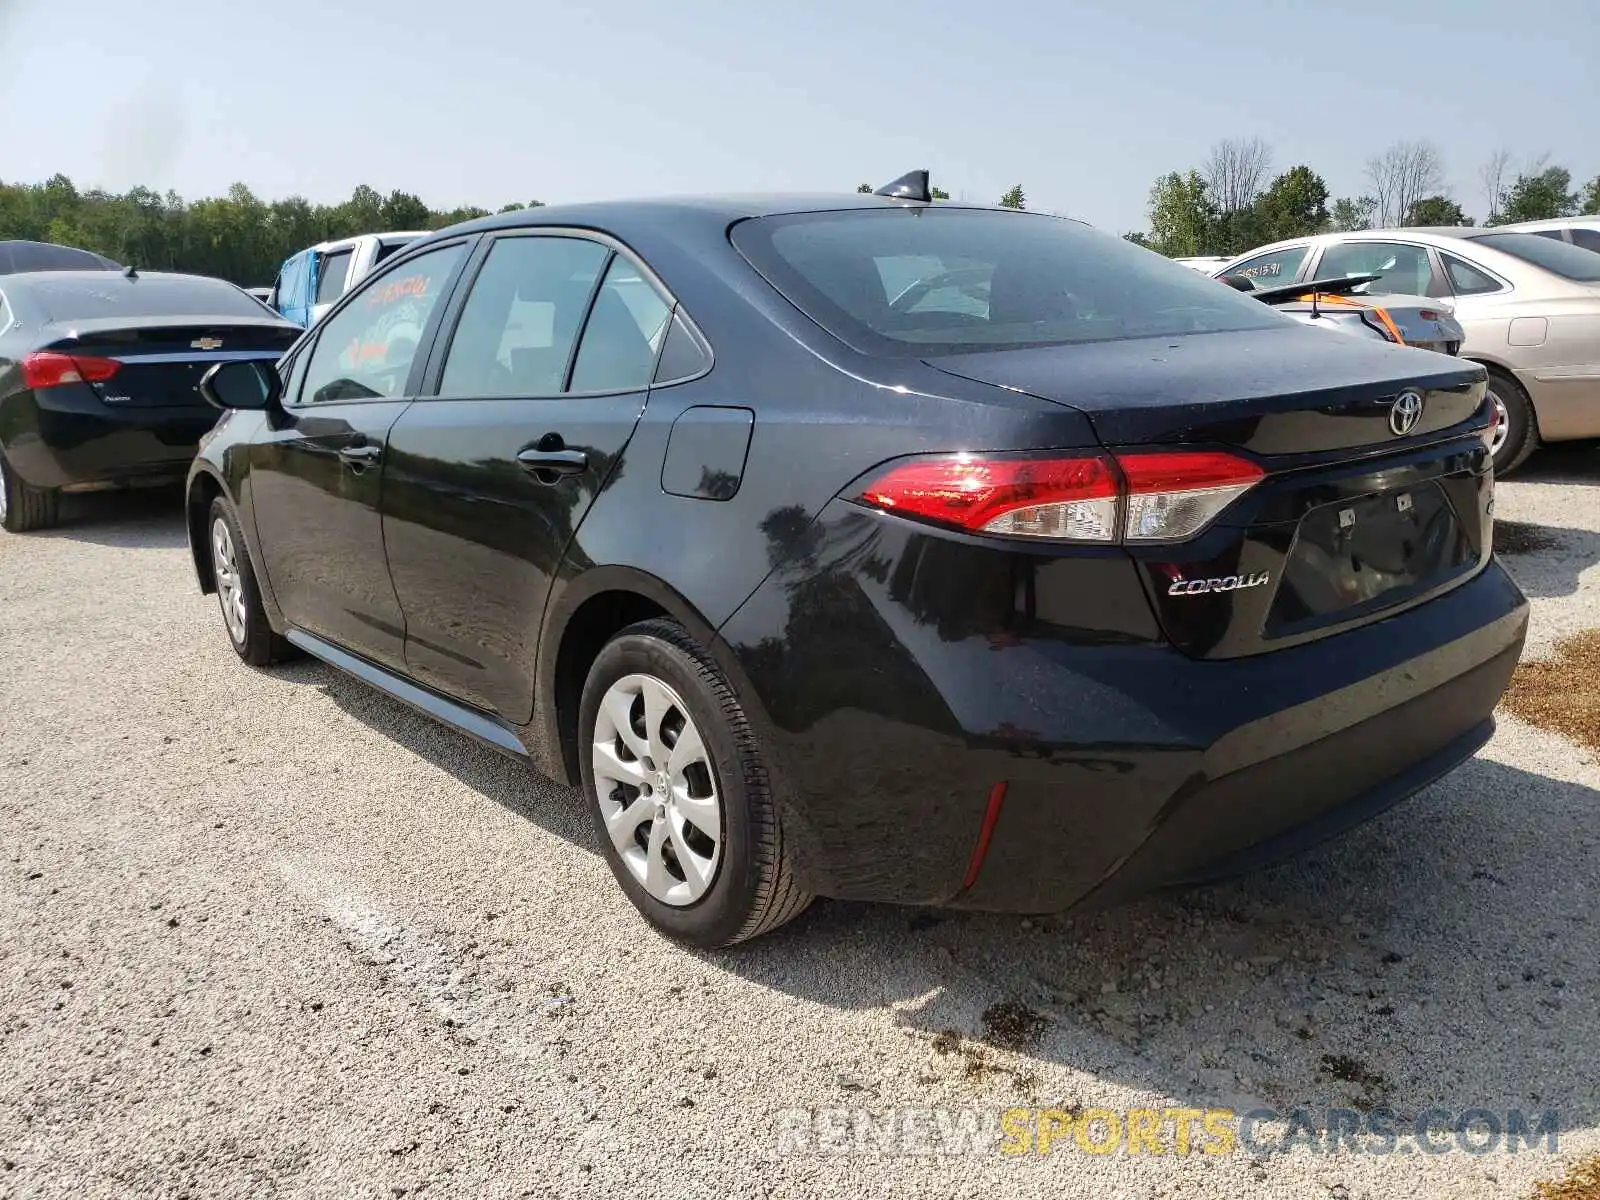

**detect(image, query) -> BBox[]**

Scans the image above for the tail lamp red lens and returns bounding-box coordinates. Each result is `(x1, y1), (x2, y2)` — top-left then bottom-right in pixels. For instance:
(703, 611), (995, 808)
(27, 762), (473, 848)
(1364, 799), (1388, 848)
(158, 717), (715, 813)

(21, 351), (121, 389)
(857, 450), (1264, 544)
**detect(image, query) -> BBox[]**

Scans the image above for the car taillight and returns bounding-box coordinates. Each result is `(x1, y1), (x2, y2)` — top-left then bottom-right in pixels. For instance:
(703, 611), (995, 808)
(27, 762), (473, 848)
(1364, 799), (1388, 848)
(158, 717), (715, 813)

(1118, 451), (1265, 542)
(856, 449), (1264, 544)
(20, 351), (121, 389)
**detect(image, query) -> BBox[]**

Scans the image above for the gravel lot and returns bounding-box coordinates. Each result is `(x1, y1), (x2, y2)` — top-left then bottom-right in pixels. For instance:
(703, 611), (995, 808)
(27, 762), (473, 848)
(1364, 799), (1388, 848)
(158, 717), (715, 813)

(3, 450), (1598, 1199)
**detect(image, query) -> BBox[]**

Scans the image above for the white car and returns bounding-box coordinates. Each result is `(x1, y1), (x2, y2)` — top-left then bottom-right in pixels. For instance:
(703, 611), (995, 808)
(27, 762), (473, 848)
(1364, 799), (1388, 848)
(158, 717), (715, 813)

(269, 231), (431, 327)
(1173, 255), (1232, 272)
(1493, 216), (1600, 256)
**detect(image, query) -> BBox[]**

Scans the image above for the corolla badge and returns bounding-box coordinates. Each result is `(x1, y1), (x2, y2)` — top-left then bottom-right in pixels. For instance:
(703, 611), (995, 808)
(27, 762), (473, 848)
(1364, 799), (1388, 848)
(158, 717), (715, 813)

(1168, 571), (1271, 597)
(1389, 390), (1424, 436)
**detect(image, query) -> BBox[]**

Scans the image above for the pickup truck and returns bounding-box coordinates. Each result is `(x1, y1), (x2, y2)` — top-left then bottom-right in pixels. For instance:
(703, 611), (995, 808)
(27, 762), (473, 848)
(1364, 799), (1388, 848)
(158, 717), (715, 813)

(268, 231), (429, 326)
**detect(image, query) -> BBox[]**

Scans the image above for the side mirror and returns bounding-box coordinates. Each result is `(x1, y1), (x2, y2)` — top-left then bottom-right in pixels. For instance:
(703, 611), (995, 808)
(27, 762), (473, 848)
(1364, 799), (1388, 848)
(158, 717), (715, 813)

(199, 359), (281, 411)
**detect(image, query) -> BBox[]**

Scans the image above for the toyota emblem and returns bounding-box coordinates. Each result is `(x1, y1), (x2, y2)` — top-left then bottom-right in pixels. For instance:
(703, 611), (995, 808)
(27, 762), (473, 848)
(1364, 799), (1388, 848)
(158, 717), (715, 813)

(1389, 390), (1424, 436)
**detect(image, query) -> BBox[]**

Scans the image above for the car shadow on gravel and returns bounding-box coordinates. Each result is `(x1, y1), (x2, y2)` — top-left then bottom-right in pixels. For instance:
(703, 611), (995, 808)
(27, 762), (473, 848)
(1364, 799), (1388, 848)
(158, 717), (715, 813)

(1495, 519), (1600, 599)
(1513, 443), (1600, 486)
(34, 486), (188, 549)
(714, 755), (1600, 1135)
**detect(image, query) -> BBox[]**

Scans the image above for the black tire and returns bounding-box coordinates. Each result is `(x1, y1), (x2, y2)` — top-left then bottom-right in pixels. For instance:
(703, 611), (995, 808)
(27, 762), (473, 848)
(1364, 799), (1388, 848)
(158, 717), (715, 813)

(208, 495), (290, 666)
(0, 450), (60, 533)
(578, 618), (811, 948)
(1485, 367), (1537, 477)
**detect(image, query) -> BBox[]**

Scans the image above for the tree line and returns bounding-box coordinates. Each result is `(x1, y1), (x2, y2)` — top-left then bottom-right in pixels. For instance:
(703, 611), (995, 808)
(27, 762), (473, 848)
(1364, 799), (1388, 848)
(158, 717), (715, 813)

(1124, 138), (1600, 259)
(3, 151), (1594, 290)
(0, 176), (541, 287)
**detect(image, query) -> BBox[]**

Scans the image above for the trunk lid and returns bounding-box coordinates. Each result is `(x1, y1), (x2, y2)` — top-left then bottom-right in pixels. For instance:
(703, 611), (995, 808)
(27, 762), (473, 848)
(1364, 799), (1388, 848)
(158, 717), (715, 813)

(43, 318), (297, 410)
(926, 325), (1494, 659)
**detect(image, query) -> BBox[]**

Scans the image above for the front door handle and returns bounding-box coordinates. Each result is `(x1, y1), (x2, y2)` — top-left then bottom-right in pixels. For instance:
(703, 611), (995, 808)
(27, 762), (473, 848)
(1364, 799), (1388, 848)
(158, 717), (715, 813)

(338, 443), (382, 466)
(517, 447), (588, 477)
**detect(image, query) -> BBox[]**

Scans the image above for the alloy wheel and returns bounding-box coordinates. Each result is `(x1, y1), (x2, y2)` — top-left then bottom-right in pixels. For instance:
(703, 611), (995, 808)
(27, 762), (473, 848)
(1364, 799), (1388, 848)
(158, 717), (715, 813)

(211, 516), (249, 646)
(591, 673), (722, 906)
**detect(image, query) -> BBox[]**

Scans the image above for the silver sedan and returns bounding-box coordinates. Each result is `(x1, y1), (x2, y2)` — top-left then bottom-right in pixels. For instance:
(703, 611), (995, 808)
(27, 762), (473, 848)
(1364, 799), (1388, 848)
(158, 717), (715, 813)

(1214, 228), (1600, 473)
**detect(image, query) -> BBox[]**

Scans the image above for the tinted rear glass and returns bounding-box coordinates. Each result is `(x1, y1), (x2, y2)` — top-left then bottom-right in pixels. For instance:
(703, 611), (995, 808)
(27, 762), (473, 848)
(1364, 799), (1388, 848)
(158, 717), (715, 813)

(1472, 232), (1600, 281)
(28, 274), (270, 322)
(732, 208), (1283, 356)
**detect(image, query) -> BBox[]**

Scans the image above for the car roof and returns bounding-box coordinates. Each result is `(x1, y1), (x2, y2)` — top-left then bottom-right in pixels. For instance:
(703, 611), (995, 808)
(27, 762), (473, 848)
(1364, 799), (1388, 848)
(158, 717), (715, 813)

(437, 193), (1038, 239)
(1, 268), (237, 290)
(1495, 216), (1600, 232)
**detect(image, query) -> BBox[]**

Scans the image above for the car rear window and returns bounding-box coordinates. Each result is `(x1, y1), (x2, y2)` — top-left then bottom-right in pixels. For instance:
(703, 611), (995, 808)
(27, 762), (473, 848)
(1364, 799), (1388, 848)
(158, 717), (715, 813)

(28, 274), (269, 322)
(731, 207), (1283, 356)
(1471, 232), (1600, 282)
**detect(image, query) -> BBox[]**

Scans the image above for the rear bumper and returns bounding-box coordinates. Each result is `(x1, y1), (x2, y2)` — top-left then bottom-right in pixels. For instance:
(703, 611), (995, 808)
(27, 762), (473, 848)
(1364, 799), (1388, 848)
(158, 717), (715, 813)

(721, 522), (1527, 911)
(1, 386), (215, 489)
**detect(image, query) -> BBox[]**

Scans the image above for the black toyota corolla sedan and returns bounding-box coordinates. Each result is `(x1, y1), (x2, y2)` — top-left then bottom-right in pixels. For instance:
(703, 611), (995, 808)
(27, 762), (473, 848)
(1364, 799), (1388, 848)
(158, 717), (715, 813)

(186, 185), (1528, 947)
(0, 270), (300, 531)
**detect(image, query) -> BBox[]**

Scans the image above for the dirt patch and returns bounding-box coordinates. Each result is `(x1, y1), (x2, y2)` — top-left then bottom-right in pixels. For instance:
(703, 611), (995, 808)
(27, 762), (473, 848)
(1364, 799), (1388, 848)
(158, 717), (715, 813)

(1495, 520), (1559, 555)
(1501, 630), (1600, 751)
(1532, 1154), (1600, 1200)
(981, 1000), (1051, 1052)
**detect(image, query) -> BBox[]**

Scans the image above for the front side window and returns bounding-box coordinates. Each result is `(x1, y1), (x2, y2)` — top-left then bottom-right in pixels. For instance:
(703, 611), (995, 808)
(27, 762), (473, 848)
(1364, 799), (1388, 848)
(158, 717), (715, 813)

(299, 243), (466, 404)
(568, 257), (672, 392)
(439, 236), (609, 397)
(731, 208), (1282, 356)
(1315, 241), (1439, 297)
(315, 250), (354, 304)
(1227, 246), (1309, 285)
(1571, 229), (1600, 254)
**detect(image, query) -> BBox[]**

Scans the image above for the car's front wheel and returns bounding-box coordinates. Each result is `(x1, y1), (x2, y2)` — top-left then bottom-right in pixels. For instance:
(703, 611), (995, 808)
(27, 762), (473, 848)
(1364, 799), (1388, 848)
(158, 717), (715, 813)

(209, 495), (288, 666)
(578, 619), (812, 948)
(0, 451), (60, 533)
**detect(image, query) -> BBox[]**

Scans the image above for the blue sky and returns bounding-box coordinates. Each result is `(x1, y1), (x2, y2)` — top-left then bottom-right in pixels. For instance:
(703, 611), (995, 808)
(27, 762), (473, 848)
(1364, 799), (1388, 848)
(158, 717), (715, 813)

(1, 0), (1593, 231)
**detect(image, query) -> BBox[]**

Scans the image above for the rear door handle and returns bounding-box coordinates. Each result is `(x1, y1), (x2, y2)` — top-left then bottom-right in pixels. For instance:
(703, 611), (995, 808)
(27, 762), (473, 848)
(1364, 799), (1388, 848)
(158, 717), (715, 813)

(517, 447), (588, 477)
(338, 443), (382, 465)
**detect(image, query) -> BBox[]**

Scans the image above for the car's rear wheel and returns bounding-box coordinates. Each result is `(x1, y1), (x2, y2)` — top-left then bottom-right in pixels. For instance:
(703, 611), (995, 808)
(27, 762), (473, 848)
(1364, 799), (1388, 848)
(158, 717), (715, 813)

(578, 618), (811, 948)
(0, 451), (60, 533)
(209, 495), (288, 666)
(1485, 368), (1536, 477)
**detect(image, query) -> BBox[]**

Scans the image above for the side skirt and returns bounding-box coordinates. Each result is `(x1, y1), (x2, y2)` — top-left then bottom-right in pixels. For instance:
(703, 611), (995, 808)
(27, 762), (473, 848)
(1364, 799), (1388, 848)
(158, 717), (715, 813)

(285, 629), (530, 761)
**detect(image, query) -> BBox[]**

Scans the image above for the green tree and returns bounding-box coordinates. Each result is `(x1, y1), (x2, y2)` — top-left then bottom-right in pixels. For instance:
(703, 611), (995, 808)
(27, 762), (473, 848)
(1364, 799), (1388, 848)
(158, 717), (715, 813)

(1404, 195), (1471, 226)
(1499, 165), (1578, 223)
(1328, 196), (1376, 232)
(856, 183), (873, 193)
(1122, 231), (1151, 247)
(380, 190), (431, 229)
(930, 186), (951, 201)
(998, 185), (1025, 210)
(1145, 171), (1216, 258)
(1252, 165), (1330, 244)
(1578, 175), (1600, 216)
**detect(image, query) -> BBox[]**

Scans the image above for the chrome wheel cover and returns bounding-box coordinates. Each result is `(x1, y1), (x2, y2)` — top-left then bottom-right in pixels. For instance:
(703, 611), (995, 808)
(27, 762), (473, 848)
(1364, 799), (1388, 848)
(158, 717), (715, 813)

(592, 673), (722, 906)
(211, 516), (248, 646)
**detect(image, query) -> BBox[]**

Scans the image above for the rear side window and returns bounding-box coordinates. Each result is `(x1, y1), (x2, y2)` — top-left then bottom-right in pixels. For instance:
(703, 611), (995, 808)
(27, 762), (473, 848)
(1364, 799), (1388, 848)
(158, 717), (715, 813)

(438, 236), (609, 397)
(731, 208), (1281, 356)
(1570, 229), (1600, 254)
(568, 257), (671, 393)
(1227, 246), (1308, 285)
(654, 311), (711, 383)
(1442, 254), (1503, 296)
(27, 274), (271, 321)
(316, 250), (354, 303)
(1472, 233), (1600, 281)
(374, 238), (419, 267)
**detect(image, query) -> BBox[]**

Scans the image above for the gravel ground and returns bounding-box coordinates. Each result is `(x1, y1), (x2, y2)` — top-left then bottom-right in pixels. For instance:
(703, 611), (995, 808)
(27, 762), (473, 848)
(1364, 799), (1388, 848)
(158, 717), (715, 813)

(2, 450), (1598, 1200)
